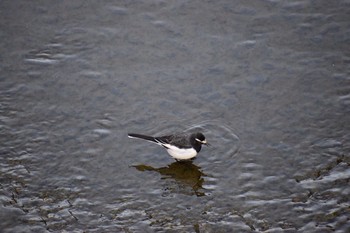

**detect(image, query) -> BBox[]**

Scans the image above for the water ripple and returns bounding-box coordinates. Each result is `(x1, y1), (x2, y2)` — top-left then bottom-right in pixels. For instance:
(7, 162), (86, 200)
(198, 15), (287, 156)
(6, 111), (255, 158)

(185, 120), (240, 163)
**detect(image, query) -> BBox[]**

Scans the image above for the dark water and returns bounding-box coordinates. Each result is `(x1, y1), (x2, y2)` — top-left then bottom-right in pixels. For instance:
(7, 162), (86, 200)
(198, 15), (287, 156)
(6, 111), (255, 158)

(1, 1), (350, 232)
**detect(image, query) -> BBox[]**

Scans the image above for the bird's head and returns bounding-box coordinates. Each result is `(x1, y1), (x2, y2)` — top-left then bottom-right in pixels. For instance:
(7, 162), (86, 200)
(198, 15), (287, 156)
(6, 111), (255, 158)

(194, 132), (210, 146)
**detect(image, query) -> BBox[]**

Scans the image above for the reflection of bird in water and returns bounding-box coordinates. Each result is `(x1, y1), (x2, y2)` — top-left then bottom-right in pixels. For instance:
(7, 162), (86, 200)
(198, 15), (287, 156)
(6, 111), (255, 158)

(132, 161), (207, 197)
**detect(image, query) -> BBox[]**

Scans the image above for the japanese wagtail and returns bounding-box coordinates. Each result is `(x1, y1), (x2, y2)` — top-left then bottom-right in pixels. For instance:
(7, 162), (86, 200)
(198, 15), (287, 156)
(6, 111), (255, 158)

(128, 132), (209, 160)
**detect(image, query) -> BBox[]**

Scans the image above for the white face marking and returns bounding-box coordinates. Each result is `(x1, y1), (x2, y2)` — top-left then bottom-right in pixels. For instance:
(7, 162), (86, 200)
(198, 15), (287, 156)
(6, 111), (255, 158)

(195, 138), (207, 144)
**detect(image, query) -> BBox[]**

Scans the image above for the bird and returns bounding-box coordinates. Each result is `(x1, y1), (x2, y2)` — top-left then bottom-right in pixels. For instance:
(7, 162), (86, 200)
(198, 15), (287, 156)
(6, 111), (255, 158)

(128, 132), (209, 160)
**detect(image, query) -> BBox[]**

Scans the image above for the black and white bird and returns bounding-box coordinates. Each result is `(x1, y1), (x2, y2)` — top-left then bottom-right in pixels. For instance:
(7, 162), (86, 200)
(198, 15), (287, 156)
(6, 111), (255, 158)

(128, 132), (209, 160)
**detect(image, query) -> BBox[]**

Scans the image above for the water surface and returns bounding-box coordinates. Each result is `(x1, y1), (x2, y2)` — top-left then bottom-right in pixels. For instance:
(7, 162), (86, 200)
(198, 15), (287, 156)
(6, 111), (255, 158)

(1, 1), (349, 232)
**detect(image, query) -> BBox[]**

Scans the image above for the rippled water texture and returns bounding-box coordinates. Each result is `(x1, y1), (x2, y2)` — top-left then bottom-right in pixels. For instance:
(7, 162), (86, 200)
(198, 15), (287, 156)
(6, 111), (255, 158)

(1, 1), (350, 232)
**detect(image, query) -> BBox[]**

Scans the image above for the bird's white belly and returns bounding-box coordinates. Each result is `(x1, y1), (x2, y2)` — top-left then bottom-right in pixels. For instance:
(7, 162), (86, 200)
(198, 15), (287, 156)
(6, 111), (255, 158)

(164, 144), (197, 160)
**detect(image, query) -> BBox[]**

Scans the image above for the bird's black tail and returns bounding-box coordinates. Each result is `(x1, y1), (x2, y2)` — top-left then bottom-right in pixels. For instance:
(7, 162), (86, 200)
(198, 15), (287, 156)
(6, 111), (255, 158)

(128, 133), (157, 143)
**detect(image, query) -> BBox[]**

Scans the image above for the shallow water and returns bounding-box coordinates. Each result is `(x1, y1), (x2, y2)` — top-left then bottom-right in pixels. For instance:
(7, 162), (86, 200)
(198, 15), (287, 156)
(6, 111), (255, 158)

(1, 1), (350, 232)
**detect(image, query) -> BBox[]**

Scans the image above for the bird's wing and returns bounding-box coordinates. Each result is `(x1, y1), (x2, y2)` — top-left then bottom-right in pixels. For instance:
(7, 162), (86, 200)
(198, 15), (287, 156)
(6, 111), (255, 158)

(155, 134), (191, 149)
(154, 135), (172, 148)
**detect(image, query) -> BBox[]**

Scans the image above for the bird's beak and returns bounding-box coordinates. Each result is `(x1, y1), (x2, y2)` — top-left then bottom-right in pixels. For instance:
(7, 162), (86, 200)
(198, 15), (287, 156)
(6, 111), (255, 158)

(202, 140), (210, 146)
